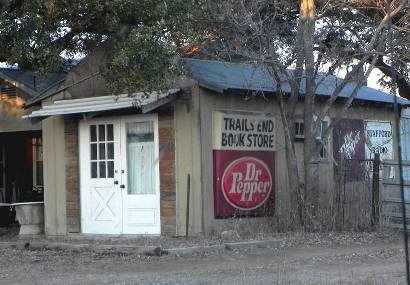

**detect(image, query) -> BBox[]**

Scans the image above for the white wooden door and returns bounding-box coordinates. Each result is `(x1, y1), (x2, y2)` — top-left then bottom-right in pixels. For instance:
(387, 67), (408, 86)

(80, 120), (122, 234)
(80, 115), (160, 235)
(120, 116), (161, 234)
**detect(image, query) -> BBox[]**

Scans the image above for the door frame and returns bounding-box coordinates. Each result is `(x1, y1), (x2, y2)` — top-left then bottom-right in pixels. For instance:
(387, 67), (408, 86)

(79, 114), (161, 235)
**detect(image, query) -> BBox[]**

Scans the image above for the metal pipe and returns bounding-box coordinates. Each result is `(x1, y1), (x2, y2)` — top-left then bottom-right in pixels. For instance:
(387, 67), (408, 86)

(387, 1), (410, 284)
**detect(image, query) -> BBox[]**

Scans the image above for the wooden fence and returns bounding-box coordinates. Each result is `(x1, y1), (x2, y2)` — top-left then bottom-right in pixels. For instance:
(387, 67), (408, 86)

(380, 160), (410, 229)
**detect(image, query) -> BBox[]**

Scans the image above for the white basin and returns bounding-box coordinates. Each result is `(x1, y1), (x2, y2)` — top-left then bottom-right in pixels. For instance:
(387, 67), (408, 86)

(12, 202), (44, 235)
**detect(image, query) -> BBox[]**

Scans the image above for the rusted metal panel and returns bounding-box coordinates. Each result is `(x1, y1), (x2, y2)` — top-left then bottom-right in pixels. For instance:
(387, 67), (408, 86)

(333, 118), (366, 182)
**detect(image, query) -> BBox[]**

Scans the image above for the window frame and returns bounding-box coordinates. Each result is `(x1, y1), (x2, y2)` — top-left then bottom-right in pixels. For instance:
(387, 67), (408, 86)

(90, 124), (115, 179)
(316, 116), (331, 160)
(294, 118), (305, 142)
(292, 116), (331, 160)
(32, 137), (44, 188)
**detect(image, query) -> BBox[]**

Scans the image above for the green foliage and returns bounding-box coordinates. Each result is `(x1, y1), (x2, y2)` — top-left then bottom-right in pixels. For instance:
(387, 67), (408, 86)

(0, 1), (407, 95)
(0, 0), (205, 93)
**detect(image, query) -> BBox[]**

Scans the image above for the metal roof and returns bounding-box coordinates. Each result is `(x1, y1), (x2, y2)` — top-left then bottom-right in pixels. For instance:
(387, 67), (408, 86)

(184, 59), (410, 106)
(24, 89), (180, 119)
(0, 68), (66, 96)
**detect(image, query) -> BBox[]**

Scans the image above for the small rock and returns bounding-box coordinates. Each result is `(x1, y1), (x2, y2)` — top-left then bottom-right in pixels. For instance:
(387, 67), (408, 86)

(143, 246), (168, 257)
(220, 230), (240, 241)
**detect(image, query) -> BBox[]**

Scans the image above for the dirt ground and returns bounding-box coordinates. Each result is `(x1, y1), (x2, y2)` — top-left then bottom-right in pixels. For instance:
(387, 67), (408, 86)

(0, 231), (408, 285)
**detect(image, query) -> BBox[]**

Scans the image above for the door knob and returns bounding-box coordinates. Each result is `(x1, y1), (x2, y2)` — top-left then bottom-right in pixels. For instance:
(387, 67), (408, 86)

(120, 185), (125, 189)
(114, 180), (119, 185)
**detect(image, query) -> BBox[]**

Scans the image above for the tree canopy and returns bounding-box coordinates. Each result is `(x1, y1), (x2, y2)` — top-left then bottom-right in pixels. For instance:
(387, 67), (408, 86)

(197, 0), (410, 98)
(0, 0), (204, 92)
(0, 0), (408, 97)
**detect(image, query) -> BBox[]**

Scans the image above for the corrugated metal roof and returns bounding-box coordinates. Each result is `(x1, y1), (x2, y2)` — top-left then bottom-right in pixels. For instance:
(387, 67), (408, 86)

(24, 89), (179, 118)
(184, 59), (410, 106)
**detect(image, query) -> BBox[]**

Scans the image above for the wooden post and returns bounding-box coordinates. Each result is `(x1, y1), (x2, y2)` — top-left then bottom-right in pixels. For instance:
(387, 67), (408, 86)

(334, 155), (345, 232)
(371, 154), (380, 227)
(185, 174), (191, 238)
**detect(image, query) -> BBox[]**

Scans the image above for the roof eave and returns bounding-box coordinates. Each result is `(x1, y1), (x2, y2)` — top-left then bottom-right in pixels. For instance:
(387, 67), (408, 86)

(23, 89), (181, 121)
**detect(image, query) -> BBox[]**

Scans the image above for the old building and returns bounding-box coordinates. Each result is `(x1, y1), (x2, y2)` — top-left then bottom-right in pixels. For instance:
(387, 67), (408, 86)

(24, 58), (410, 236)
(0, 68), (65, 224)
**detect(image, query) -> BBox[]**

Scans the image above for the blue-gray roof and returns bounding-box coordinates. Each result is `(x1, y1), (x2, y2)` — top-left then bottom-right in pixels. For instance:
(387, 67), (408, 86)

(0, 68), (66, 95)
(184, 59), (410, 106)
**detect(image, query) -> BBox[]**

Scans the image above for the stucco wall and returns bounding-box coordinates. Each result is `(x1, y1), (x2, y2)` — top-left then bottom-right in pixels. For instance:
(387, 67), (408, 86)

(43, 115), (67, 235)
(174, 85), (203, 236)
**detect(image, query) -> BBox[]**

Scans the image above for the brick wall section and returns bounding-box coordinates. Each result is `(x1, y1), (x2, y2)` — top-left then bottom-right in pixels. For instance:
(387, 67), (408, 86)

(158, 112), (177, 235)
(64, 118), (80, 233)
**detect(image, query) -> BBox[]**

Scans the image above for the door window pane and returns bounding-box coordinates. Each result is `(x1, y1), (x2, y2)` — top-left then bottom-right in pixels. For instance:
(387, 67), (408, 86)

(98, 125), (105, 141)
(91, 144), (97, 160)
(91, 162), (98, 178)
(99, 162), (106, 178)
(90, 125), (97, 142)
(107, 161), (114, 178)
(99, 143), (106, 159)
(107, 143), (114, 159)
(107, 124), (113, 141)
(127, 122), (155, 195)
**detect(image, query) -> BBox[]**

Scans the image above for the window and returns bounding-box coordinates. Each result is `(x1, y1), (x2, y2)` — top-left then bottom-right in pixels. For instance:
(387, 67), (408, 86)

(294, 119), (305, 141)
(32, 138), (43, 187)
(318, 119), (330, 159)
(90, 124), (114, 179)
(293, 117), (330, 159)
(0, 81), (16, 98)
(126, 121), (155, 195)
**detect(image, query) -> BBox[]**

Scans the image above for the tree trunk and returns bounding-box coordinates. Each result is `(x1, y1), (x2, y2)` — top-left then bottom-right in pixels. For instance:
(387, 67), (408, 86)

(281, 112), (303, 229)
(285, 140), (303, 228)
(300, 0), (319, 231)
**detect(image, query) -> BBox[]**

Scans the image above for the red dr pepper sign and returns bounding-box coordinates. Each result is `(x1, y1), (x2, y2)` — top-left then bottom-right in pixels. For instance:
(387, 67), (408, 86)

(213, 111), (275, 219)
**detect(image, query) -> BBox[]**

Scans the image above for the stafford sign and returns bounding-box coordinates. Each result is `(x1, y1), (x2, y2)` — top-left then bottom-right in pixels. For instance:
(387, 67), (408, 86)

(364, 121), (393, 160)
(213, 111), (275, 218)
(333, 119), (393, 181)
